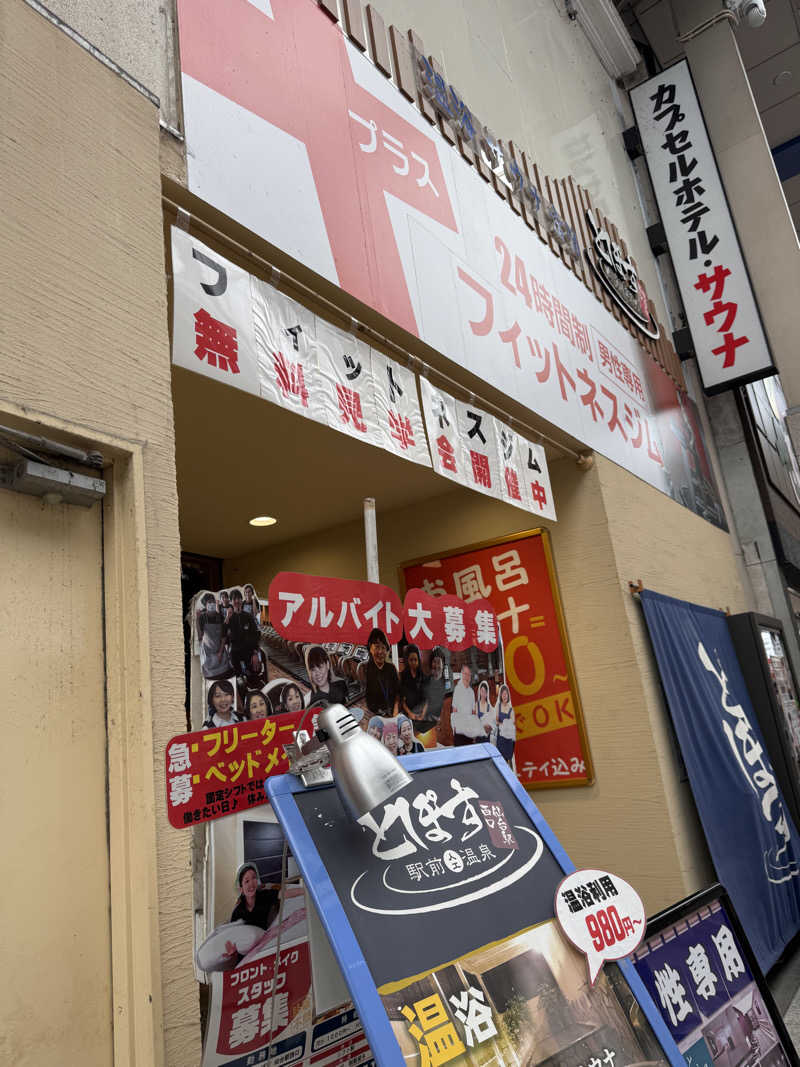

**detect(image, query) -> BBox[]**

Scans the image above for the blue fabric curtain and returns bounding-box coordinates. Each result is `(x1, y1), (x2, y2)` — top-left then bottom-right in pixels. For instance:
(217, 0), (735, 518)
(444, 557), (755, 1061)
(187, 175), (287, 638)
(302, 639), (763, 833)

(640, 588), (800, 971)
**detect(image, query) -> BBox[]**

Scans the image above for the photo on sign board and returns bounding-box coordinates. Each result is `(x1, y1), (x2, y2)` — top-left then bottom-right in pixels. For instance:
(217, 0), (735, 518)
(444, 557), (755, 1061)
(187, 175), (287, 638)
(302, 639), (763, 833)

(401, 530), (593, 788)
(260, 610), (371, 722)
(187, 587), (373, 1067)
(382, 921), (668, 1067)
(633, 884), (800, 1067)
(198, 810), (371, 1067)
(394, 637), (509, 759)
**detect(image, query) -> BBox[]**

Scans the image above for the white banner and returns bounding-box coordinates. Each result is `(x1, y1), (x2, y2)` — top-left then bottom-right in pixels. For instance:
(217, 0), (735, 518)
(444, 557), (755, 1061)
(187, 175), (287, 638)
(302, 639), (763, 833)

(172, 228), (259, 395)
(517, 438), (556, 522)
(419, 376), (466, 486)
(252, 278), (325, 424)
(420, 378), (556, 520)
(314, 318), (380, 445)
(176, 2), (697, 511)
(173, 226), (560, 516)
(631, 60), (775, 392)
(455, 399), (501, 501)
(370, 349), (430, 467)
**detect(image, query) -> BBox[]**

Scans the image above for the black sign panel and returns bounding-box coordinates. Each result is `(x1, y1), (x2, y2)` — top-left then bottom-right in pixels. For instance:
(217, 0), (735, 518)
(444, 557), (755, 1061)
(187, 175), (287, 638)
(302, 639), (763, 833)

(293, 758), (564, 988)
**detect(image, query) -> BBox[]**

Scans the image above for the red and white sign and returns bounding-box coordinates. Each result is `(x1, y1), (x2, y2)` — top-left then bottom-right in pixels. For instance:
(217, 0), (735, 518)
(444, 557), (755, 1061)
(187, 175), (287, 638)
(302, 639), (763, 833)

(370, 349), (430, 467)
(456, 399), (501, 501)
(315, 318), (380, 446)
(252, 275), (326, 424)
(631, 60), (775, 393)
(175, 0), (686, 504)
(172, 227), (259, 393)
(165, 711), (303, 829)
(555, 868), (646, 984)
(268, 572), (404, 645)
(419, 376), (556, 521)
(402, 588), (499, 652)
(403, 531), (591, 787)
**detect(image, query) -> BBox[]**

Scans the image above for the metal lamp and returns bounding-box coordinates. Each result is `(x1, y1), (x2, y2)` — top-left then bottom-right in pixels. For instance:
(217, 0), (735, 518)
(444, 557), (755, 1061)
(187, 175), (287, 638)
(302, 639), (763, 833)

(312, 704), (412, 820)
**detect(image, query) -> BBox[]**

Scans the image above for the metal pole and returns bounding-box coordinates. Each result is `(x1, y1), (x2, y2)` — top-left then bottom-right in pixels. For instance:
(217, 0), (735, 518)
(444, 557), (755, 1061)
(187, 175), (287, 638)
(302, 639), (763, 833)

(363, 497), (379, 583)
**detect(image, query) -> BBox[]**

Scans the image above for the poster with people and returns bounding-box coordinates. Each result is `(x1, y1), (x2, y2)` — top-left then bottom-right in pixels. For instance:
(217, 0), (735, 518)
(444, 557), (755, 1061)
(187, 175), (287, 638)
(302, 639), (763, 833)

(196, 809), (371, 1067)
(183, 575), (508, 1067)
(402, 531), (593, 789)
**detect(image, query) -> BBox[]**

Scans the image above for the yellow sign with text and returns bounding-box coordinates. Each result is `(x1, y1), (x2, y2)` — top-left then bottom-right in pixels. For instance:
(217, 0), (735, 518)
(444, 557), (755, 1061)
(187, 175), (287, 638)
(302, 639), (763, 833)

(515, 691), (576, 740)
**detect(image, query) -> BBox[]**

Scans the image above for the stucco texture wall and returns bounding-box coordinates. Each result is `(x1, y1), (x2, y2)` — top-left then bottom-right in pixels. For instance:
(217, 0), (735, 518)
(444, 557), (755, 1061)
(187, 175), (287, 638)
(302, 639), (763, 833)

(1, 2), (196, 1063)
(227, 455), (753, 915)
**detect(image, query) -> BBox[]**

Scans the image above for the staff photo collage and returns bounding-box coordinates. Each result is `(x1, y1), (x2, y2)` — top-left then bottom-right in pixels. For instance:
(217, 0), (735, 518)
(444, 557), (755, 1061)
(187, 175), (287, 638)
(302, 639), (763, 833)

(192, 584), (515, 765)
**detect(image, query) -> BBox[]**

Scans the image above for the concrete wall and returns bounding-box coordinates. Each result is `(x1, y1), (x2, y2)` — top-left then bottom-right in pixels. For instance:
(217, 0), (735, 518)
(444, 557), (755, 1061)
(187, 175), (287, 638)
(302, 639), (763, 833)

(1, 2), (196, 1063)
(30, 0), (182, 127)
(228, 454), (754, 914)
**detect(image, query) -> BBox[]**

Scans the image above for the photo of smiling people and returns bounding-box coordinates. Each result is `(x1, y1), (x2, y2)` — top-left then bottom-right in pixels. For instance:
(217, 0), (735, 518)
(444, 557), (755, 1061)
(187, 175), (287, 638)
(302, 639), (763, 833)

(203, 679), (243, 729)
(395, 638), (507, 755)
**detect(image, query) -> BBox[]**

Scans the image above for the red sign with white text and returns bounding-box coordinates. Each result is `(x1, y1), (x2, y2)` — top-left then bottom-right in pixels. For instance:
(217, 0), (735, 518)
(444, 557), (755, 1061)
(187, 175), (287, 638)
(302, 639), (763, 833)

(403, 532), (592, 787)
(165, 711), (303, 828)
(217, 941), (311, 1057)
(268, 572), (404, 645)
(403, 589), (498, 652)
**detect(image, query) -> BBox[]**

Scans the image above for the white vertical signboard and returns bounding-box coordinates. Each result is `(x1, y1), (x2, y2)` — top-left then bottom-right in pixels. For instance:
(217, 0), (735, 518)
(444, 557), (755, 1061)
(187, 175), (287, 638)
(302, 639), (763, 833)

(419, 376), (466, 485)
(172, 228), (260, 395)
(630, 60), (775, 393)
(252, 279), (325, 424)
(314, 319), (381, 445)
(370, 350), (431, 467)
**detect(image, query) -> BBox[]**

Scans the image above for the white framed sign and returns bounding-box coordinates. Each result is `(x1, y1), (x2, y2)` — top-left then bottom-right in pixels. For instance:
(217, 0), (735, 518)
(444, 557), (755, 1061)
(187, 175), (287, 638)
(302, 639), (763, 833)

(630, 60), (775, 394)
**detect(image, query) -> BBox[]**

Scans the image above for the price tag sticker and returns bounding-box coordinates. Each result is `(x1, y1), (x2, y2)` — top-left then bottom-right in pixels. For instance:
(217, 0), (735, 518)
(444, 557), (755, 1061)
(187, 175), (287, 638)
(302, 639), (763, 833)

(555, 868), (646, 984)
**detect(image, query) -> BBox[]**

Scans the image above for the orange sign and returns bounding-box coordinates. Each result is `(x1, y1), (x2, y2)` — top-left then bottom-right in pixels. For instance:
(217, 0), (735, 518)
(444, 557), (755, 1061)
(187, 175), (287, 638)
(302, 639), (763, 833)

(402, 530), (593, 788)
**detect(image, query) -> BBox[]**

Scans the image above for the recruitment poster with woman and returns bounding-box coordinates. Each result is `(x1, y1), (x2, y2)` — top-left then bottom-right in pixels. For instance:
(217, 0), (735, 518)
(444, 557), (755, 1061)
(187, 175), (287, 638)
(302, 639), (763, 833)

(185, 576), (507, 1067)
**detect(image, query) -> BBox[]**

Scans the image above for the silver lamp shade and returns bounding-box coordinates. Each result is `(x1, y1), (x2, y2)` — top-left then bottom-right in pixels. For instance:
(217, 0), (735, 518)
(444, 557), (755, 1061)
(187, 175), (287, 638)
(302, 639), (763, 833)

(316, 704), (412, 820)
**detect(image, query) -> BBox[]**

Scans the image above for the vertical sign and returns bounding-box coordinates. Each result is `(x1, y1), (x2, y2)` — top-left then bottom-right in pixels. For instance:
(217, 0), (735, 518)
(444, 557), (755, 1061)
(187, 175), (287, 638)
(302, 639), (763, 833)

(402, 530), (592, 788)
(630, 60), (775, 393)
(172, 228), (260, 395)
(634, 887), (800, 1067)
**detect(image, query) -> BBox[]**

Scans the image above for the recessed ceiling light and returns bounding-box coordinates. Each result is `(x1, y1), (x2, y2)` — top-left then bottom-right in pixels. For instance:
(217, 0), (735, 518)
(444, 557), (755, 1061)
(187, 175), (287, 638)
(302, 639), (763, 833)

(774, 70), (793, 86)
(249, 515), (277, 527)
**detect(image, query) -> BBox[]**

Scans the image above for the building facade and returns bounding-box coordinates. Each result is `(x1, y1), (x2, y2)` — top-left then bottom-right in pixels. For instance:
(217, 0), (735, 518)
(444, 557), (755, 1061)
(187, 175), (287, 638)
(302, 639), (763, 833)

(3, 0), (799, 1063)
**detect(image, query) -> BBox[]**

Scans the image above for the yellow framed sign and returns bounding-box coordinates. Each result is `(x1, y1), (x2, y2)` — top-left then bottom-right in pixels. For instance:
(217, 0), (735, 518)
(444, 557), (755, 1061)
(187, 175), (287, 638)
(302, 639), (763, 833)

(401, 528), (593, 789)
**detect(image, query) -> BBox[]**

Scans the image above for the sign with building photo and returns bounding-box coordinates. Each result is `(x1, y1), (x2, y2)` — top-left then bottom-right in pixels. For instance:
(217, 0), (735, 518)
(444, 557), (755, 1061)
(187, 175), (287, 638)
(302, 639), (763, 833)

(633, 885), (800, 1067)
(638, 589), (800, 972)
(175, 0), (726, 528)
(268, 746), (684, 1067)
(630, 60), (776, 394)
(402, 530), (592, 788)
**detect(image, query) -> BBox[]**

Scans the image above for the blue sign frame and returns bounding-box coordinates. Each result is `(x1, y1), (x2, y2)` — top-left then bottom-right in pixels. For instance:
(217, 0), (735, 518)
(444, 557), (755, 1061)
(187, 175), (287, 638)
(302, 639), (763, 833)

(267, 743), (686, 1067)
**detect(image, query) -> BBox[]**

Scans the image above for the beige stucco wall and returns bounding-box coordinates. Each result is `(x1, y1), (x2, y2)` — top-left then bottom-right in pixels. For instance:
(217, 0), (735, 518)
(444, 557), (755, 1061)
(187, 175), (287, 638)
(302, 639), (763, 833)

(227, 454), (754, 915)
(1, 2), (196, 1064)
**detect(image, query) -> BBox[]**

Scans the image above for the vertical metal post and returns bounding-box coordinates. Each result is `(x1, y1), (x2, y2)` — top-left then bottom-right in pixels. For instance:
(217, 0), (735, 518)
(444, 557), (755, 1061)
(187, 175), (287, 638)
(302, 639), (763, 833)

(363, 497), (379, 582)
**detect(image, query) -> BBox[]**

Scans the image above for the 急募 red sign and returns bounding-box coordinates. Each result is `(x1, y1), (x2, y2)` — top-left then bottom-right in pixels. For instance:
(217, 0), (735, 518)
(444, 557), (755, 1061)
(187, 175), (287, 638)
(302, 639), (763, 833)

(165, 710), (303, 828)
